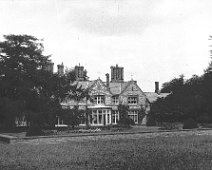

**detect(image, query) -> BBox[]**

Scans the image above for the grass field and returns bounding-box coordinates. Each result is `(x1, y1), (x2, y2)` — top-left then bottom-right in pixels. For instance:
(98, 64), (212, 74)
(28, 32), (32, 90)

(2, 126), (160, 138)
(1, 133), (212, 170)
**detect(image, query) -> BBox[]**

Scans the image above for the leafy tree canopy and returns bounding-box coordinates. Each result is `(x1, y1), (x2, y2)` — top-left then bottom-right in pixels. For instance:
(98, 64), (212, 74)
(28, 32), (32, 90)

(0, 34), (86, 129)
(151, 39), (212, 124)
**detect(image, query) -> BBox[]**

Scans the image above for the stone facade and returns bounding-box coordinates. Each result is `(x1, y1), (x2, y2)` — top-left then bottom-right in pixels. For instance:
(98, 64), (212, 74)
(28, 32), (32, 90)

(59, 64), (155, 127)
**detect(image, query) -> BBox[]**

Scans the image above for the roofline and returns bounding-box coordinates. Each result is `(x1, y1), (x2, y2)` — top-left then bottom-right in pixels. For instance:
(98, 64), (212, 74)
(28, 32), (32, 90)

(88, 78), (113, 95)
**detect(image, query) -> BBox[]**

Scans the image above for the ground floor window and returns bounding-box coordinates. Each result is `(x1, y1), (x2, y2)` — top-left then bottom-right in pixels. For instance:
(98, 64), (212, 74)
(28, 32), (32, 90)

(79, 112), (86, 125)
(112, 110), (119, 124)
(55, 116), (68, 127)
(91, 109), (111, 125)
(128, 110), (138, 124)
(15, 116), (28, 127)
(56, 116), (63, 125)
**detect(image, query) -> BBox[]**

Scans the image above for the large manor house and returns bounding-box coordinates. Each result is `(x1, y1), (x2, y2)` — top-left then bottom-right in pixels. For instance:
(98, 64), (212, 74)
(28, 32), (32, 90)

(53, 63), (168, 127)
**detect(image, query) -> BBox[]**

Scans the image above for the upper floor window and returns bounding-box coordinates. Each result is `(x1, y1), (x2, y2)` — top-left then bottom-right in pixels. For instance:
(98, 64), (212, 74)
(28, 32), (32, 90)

(93, 95), (105, 104)
(112, 96), (119, 104)
(128, 96), (138, 104)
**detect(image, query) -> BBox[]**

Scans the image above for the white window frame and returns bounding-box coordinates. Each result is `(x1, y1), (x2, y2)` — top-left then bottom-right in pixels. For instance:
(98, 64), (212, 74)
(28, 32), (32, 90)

(91, 109), (111, 125)
(128, 110), (138, 124)
(94, 95), (105, 104)
(112, 96), (119, 105)
(112, 110), (119, 124)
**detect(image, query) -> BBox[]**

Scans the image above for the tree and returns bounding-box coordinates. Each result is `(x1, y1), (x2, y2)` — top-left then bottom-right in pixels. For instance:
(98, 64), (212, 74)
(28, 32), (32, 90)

(0, 34), (72, 129)
(150, 35), (212, 124)
(118, 104), (129, 120)
(63, 72), (91, 128)
(160, 74), (185, 93)
(117, 104), (135, 127)
(60, 106), (84, 129)
(0, 35), (46, 128)
(151, 71), (212, 124)
(151, 75), (189, 123)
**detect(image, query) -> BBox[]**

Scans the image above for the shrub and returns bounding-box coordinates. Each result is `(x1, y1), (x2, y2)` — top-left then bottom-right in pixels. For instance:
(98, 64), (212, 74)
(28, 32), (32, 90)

(183, 118), (198, 129)
(200, 123), (212, 128)
(117, 117), (135, 128)
(159, 122), (178, 130)
(26, 124), (45, 136)
(146, 114), (156, 126)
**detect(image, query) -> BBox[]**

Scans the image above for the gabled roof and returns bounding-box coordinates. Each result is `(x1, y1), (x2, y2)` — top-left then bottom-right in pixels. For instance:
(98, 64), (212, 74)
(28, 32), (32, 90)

(144, 92), (170, 103)
(119, 80), (145, 95)
(73, 79), (170, 101)
(73, 79), (131, 95)
(74, 81), (94, 89)
(89, 78), (112, 95)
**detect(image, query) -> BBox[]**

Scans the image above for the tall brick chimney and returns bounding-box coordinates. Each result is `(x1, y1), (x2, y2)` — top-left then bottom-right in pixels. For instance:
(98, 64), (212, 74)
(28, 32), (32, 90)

(105, 73), (110, 87)
(110, 64), (124, 82)
(57, 62), (64, 75)
(155, 81), (159, 94)
(75, 64), (85, 81)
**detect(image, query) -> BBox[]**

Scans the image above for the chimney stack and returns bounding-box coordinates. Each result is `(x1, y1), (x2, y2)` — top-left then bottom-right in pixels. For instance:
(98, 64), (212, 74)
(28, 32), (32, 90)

(110, 64), (124, 82)
(155, 81), (159, 94)
(44, 62), (54, 73)
(57, 62), (64, 75)
(105, 73), (110, 87)
(75, 64), (85, 81)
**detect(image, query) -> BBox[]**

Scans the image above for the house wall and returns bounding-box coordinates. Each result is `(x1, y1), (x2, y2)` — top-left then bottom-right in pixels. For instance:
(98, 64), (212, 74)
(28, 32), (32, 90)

(120, 82), (146, 106)
(105, 95), (112, 105)
(61, 79), (150, 126)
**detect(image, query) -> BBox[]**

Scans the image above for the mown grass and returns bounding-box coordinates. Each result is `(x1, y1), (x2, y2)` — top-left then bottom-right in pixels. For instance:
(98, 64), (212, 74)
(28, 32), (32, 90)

(1, 134), (212, 170)
(2, 125), (160, 138)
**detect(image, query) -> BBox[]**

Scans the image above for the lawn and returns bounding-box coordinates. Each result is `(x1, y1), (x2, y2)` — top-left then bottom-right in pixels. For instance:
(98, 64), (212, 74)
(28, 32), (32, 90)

(1, 133), (212, 170)
(1, 125), (160, 138)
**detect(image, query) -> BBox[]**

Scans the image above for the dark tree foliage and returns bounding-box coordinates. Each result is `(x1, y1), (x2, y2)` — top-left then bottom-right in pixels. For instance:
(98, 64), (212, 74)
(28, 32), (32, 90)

(60, 106), (84, 129)
(183, 118), (198, 129)
(160, 74), (185, 93)
(65, 68), (89, 82)
(0, 34), (81, 129)
(26, 124), (45, 136)
(64, 68), (77, 83)
(151, 38), (212, 124)
(117, 104), (135, 127)
(64, 77), (91, 128)
(118, 104), (129, 120)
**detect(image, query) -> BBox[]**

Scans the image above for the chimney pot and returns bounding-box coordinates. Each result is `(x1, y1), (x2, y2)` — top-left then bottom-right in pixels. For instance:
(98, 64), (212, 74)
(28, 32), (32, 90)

(110, 64), (124, 82)
(57, 63), (64, 75)
(105, 73), (110, 87)
(155, 81), (160, 94)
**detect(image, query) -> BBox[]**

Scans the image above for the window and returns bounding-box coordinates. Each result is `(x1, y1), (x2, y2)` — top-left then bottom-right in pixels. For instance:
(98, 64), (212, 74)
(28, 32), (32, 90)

(98, 110), (103, 124)
(128, 96), (138, 104)
(112, 96), (119, 104)
(112, 111), (119, 124)
(79, 112), (86, 125)
(128, 110), (138, 124)
(91, 109), (111, 125)
(93, 111), (97, 124)
(93, 95), (105, 104)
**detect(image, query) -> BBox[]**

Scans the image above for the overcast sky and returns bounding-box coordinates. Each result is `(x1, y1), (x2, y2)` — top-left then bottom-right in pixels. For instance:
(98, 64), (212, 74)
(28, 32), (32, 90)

(0, 0), (212, 91)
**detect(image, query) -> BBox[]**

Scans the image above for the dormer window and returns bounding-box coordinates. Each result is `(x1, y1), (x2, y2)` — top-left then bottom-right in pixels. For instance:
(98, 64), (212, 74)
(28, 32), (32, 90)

(128, 96), (138, 104)
(93, 95), (105, 104)
(112, 96), (119, 105)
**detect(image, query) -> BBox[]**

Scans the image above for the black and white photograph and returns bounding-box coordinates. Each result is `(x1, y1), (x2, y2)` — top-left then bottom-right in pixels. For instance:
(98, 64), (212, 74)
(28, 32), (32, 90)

(0, 0), (212, 169)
